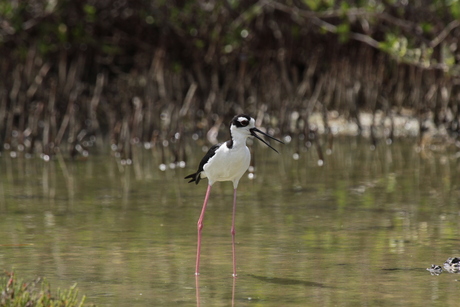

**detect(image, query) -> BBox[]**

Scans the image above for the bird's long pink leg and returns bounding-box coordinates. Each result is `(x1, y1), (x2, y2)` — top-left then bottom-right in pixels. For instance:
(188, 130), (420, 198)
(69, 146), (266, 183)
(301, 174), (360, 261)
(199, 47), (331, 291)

(196, 184), (212, 275)
(231, 188), (237, 277)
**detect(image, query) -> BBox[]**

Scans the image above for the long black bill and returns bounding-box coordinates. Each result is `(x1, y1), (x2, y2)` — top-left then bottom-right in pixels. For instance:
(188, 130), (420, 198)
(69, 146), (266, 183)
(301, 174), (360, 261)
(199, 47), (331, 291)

(250, 127), (284, 153)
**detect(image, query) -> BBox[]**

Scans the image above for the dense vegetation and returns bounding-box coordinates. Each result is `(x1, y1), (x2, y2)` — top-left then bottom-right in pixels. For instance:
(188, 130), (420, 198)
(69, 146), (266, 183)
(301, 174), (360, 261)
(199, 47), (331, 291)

(0, 271), (90, 306)
(1, 0), (459, 160)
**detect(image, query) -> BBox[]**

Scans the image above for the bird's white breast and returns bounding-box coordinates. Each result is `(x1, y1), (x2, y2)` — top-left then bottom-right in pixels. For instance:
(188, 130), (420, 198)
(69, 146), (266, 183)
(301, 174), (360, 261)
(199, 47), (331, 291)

(203, 144), (250, 186)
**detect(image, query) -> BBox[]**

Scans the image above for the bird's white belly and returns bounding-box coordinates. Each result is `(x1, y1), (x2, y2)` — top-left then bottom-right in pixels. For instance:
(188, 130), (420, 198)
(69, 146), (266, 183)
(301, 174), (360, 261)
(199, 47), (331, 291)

(203, 146), (250, 185)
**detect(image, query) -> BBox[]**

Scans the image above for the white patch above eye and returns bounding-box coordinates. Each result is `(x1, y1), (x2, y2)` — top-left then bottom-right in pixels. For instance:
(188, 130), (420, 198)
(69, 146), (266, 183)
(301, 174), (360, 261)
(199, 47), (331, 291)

(238, 117), (249, 125)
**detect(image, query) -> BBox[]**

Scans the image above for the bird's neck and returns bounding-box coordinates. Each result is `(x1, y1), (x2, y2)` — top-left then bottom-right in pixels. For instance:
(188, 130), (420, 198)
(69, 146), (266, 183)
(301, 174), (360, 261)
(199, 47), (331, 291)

(229, 131), (248, 149)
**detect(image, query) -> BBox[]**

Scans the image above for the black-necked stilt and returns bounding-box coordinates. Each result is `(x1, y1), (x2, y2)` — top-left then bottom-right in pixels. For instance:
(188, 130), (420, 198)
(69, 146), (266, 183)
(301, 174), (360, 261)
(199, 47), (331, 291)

(185, 114), (283, 277)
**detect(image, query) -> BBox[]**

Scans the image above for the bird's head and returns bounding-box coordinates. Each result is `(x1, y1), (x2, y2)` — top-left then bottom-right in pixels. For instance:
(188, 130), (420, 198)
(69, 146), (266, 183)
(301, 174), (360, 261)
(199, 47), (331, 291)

(230, 114), (284, 153)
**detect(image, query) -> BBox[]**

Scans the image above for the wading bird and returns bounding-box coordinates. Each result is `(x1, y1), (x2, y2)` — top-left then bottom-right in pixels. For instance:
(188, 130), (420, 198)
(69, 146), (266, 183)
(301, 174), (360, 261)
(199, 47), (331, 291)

(185, 114), (283, 277)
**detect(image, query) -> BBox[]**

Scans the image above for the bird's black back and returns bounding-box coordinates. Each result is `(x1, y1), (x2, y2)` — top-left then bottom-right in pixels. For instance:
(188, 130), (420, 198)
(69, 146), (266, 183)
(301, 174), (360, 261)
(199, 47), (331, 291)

(184, 143), (220, 184)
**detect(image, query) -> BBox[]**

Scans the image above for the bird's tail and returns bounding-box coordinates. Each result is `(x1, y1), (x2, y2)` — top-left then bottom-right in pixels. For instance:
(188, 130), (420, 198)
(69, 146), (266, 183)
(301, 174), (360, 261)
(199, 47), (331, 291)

(184, 172), (201, 184)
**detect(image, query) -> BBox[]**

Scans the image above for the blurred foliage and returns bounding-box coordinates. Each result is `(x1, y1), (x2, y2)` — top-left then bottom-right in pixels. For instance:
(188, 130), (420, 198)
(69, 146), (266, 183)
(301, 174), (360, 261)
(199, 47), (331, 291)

(0, 0), (460, 157)
(0, 271), (91, 307)
(0, 0), (458, 72)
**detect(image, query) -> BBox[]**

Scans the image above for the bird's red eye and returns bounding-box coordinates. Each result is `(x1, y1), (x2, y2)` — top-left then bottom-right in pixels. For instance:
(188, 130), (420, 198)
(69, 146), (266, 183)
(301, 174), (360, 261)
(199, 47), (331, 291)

(233, 115), (251, 128)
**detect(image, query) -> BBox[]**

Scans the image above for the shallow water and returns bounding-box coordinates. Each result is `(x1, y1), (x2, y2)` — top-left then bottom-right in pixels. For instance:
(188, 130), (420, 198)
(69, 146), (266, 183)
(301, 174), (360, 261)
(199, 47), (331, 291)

(1, 137), (459, 306)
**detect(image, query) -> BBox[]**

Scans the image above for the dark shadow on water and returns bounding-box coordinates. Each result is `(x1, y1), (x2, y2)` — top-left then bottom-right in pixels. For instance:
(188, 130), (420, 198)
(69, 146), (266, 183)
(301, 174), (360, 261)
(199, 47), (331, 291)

(247, 274), (330, 288)
(381, 267), (429, 273)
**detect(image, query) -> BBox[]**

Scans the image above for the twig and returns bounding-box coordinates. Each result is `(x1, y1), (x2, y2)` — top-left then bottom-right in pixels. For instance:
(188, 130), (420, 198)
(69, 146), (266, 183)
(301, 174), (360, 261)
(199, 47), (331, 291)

(430, 19), (460, 48)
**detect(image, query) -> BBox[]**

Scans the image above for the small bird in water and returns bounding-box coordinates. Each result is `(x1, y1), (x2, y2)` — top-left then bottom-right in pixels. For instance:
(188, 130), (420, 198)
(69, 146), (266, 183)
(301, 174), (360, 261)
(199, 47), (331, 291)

(185, 114), (283, 277)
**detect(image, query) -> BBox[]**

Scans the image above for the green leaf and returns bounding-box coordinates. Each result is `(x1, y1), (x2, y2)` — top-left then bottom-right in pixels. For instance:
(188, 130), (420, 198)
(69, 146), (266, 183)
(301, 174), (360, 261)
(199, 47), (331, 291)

(420, 22), (433, 34)
(340, 1), (350, 12)
(194, 39), (205, 49)
(336, 23), (350, 43)
(303, 0), (319, 11)
(450, 0), (460, 18)
(336, 23), (350, 34)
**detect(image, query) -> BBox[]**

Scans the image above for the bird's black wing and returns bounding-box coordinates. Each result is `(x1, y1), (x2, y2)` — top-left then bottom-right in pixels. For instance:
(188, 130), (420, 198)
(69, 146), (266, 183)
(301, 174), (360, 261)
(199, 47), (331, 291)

(184, 143), (220, 185)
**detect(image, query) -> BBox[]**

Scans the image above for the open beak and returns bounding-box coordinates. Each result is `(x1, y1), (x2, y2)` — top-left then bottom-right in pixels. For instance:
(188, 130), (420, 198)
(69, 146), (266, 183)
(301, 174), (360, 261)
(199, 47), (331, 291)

(250, 128), (284, 153)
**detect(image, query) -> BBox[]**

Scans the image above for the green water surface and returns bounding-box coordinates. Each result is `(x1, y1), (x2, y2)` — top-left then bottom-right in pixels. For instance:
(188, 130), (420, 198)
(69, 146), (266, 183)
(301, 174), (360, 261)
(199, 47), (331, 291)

(0, 137), (459, 306)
